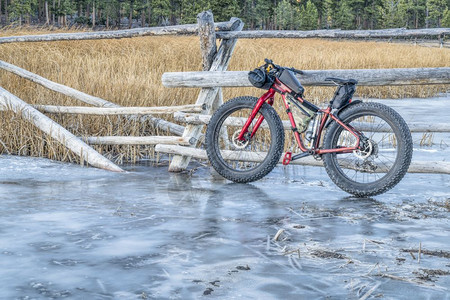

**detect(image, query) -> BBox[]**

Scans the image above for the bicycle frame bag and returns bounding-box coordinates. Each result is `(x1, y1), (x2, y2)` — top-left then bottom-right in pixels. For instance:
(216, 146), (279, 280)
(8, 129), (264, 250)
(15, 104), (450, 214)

(331, 83), (356, 109)
(248, 67), (275, 90)
(278, 69), (304, 97)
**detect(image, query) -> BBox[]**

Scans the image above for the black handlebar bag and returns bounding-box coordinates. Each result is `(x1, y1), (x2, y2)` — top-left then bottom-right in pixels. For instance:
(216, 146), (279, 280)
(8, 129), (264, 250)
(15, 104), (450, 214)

(248, 67), (274, 90)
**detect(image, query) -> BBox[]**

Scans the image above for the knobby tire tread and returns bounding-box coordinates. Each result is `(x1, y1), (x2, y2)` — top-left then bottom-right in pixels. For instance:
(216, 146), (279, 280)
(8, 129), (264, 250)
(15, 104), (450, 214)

(323, 102), (413, 197)
(206, 96), (285, 183)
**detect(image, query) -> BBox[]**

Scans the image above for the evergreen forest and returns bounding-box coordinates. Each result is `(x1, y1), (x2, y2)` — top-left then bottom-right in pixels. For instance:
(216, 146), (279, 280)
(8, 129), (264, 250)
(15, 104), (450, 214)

(0, 0), (450, 29)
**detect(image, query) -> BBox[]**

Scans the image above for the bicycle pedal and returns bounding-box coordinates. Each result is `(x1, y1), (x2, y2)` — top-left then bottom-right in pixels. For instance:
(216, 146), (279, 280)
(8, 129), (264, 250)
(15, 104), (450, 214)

(282, 152), (292, 165)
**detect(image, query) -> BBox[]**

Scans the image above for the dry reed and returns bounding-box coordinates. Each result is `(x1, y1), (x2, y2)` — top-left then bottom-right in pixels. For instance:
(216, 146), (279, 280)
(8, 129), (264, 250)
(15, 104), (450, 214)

(0, 27), (449, 163)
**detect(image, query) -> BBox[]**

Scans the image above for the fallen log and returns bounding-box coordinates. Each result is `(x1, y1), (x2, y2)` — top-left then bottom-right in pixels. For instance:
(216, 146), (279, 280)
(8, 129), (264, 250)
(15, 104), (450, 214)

(162, 68), (450, 88)
(155, 144), (450, 174)
(0, 87), (123, 172)
(0, 20), (240, 44)
(174, 112), (450, 132)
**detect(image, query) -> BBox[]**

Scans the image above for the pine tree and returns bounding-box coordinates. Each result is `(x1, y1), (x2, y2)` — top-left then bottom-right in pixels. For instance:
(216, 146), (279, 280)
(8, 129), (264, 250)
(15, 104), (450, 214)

(397, 0), (410, 27)
(211, 0), (239, 21)
(426, 0), (447, 26)
(378, 0), (405, 28)
(335, 0), (354, 29)
(152, 0), (170, 25)
(180, 0), (208, 24)
(255, 0), (271, 29)
(442, 7), (450, 26)
(362, 0), (381, 29)
(239, 0), (257, 29)
(275, 0), (296, 29)
(299, 0), (318, 30)
(309, 0), (323, 28)
(407, 0), (426, 28)
(323, 0), (337, 28)
(9, 0), (38, 24)
(348, 0), (365, 28)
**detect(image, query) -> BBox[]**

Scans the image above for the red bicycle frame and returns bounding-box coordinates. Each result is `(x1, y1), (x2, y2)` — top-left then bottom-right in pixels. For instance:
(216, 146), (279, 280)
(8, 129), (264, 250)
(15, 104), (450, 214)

(237, 78), (361, 158)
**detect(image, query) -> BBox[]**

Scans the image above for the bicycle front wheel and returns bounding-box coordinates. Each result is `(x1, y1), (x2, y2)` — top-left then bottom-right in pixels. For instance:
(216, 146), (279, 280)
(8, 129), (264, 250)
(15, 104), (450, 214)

(206, 96), (285, 183)
(323, 102), (413, 197)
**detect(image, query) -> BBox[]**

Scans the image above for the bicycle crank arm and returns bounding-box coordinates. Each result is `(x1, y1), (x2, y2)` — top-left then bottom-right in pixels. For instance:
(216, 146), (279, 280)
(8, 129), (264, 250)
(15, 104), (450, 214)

(292, 152), (311, 161)
(282, 152), (311, 165)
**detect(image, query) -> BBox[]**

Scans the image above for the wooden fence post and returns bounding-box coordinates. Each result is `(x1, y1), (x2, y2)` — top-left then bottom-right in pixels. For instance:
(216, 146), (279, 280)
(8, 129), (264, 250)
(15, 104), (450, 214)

(198, 10), (217, 72)
(168, 12), (244, 172)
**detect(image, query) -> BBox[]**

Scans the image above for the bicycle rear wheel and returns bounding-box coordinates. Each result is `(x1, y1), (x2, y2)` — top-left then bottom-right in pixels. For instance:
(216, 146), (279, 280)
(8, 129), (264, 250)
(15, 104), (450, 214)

(323, 102), (412, 197)
(206, 96), (285, 183)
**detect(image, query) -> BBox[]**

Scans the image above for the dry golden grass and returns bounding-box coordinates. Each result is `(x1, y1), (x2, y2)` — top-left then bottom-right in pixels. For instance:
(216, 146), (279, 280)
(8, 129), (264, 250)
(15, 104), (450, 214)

(0, 27), (449, 163)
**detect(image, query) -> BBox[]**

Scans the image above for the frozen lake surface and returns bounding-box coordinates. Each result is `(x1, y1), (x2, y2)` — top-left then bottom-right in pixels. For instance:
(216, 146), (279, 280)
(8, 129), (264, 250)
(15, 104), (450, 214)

(0, 155), (449, 299)
(0, 96), (449, 299)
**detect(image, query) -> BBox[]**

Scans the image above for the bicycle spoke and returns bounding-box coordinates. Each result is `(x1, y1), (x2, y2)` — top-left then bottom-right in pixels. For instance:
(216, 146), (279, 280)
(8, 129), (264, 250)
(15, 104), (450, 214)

(216, 108), (273, 172)
(332, 114), (400, 184)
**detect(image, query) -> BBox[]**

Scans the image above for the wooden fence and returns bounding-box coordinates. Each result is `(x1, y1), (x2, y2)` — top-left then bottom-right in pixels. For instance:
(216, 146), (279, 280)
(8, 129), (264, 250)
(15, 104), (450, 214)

(0, 11), (449, 174)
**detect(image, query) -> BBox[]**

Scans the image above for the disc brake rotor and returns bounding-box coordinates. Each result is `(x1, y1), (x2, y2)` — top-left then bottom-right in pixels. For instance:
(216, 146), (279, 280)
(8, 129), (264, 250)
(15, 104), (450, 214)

(353, 139), (376, 159)
(231, 130), (250, 149)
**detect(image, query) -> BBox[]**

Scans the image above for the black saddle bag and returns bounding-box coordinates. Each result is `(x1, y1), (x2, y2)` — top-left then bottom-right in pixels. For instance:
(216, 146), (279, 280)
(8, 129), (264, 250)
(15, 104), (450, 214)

(332, 84), (356, 109)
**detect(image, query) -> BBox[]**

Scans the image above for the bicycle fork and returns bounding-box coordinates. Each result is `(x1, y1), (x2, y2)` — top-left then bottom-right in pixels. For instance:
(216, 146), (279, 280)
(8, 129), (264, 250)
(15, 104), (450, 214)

(236, 89), (275, 141)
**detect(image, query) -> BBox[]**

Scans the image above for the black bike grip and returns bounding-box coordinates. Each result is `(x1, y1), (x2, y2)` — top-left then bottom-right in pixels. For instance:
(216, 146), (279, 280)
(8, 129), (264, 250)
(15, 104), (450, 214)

(290, 67), (304, 75)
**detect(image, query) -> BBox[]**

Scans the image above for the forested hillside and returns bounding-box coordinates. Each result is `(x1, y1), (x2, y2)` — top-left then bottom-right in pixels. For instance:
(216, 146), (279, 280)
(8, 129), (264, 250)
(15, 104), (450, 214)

(0, 0), (450, 29)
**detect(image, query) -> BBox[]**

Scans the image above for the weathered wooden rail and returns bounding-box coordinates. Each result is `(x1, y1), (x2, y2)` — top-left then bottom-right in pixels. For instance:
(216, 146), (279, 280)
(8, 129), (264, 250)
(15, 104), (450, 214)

(0, 13), (241, 170)
(215, 28), (450, 39)
(173, 112), (450, 133)
(32, 104), (205, 115)
(162, 68), (450, 88)
(1, 10), (449, 175)
(0, 20), (239, 44)
(155, 13), (450, 174)
(155, 144), (450, 175)
(1, 25), (447, 44)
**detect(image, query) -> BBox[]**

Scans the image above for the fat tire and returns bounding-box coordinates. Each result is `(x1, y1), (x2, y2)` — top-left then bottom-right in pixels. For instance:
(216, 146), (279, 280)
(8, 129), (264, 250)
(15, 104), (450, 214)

(206, 96), (285, 183)
(322, 102), (412, 197)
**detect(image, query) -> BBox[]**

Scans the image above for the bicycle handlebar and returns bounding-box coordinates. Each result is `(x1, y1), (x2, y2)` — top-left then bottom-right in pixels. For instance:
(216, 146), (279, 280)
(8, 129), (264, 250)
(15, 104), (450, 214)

(263, 58), (303, 75)
(288, 67), (304, 75)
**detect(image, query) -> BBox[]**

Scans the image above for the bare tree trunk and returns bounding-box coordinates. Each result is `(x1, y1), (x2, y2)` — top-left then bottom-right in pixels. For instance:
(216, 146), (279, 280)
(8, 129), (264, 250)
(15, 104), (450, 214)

(118, 2), (122, 28)
(92, 1), (95, 27)
(147, 0), (151, 26)
(52, 0), (55, 24)
(58, 0), (61, 25)
(37, 0), (42, 23)
(106, 15), (109, 28)
(141, 9), (145, 27)
(44, 1), (49, 24)
(4, 0), (8, 25)
(129, 0), (133, 29)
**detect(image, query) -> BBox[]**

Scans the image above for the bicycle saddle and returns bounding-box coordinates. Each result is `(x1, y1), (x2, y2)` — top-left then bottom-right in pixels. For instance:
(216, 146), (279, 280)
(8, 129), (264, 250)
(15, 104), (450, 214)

(325, 77), (358, 85)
